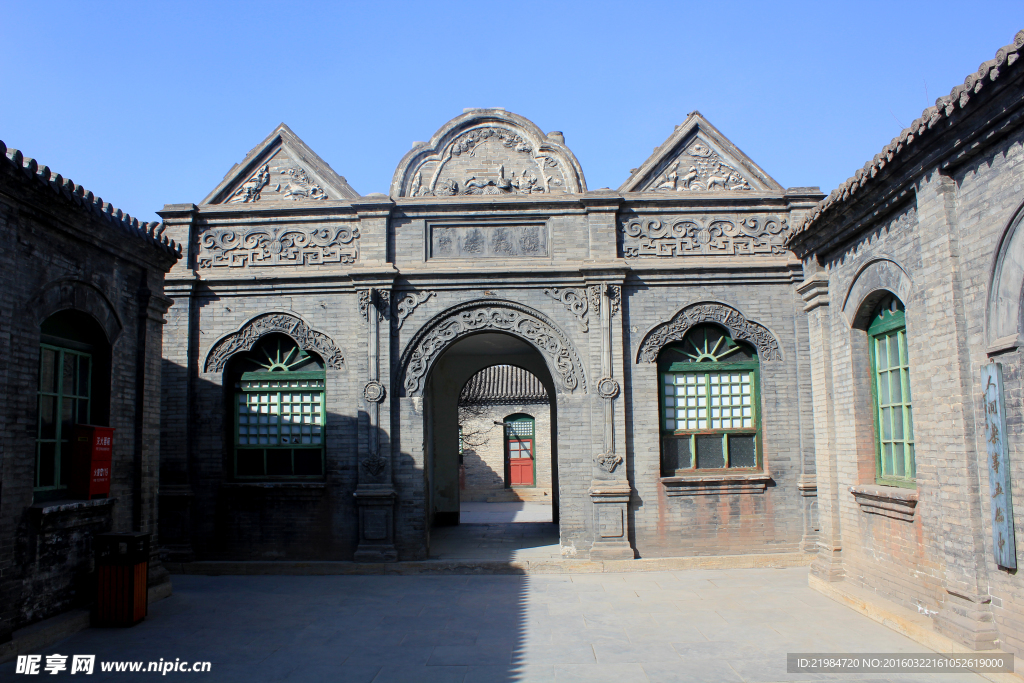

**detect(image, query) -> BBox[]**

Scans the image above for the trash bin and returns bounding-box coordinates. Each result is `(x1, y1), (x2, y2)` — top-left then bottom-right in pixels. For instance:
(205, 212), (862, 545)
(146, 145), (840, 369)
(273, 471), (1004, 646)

(95, 533), (149, 626)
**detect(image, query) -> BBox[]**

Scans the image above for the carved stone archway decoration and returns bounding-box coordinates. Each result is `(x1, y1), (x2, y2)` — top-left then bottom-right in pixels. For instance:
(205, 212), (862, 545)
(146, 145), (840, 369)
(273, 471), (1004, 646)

(400, 300), (587, 396)
(205, 312), (345, 372)
(637, 302), (782, 363)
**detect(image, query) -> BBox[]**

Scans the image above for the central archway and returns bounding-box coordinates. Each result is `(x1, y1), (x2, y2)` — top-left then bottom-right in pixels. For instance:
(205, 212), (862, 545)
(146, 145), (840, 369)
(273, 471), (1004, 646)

(399, 300), (588, 558)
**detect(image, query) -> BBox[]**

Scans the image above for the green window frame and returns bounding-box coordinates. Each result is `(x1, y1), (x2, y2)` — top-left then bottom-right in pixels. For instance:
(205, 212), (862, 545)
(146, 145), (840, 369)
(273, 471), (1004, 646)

(36, 344), (91, 491)
(232, 337), (326, 479)
(658, 326), (761, 474)
(869, 297), (915, 487)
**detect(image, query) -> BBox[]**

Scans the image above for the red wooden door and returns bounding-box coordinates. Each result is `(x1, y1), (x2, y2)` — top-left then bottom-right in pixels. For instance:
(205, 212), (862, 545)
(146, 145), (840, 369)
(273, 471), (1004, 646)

(508, 439), (534, 486)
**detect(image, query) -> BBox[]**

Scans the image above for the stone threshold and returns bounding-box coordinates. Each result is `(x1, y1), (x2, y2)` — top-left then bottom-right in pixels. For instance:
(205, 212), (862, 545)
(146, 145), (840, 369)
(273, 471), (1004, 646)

(166, 551), (814, 576)
(809, 574), (1021, 683)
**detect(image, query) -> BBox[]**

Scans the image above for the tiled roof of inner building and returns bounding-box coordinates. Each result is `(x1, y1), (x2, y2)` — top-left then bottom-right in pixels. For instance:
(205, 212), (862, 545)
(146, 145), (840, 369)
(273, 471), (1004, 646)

(1, 141), (181, 258)
(787, 29), (1024, 245)
(459, 365), (550, 406)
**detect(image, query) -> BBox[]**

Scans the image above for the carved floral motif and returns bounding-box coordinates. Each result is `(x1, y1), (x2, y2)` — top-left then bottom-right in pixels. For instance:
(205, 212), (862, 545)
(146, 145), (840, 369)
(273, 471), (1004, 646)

(401, 302), (586, 396)
(198, 225), (359, 268)
(596, 453), (623, 473)
(395, 291), (435, 330)
(607, 285), (621, 316)
(363, 380), (386, 403)
(362, 453), (387, 477)
(621, 215), (789, 258)
(543, 287), (589, 332)
(637, 303), (782, 363)
(598, 377), (620, 399)
(645, 141), (752, 193)
(358, 289), (389, 321)
(205, 313), (344, 372)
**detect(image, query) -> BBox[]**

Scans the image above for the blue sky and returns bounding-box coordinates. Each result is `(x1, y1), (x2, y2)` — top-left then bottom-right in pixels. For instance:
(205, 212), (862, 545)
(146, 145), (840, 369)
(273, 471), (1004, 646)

(3, 1), (1022, 222)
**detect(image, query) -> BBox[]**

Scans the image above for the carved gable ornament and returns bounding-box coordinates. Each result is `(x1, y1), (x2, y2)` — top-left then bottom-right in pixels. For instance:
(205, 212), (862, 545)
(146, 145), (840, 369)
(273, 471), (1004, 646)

(637, 302), (782, 363)
(391, 109), (586, 197)
(619, 112), (783, 195)
(202, 123), (360, 205)
(204, 312), (345, 373)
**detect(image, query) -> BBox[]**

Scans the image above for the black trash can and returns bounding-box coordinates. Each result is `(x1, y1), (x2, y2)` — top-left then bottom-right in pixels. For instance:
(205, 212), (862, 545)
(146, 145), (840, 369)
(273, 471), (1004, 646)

(95, 532), (150, 626)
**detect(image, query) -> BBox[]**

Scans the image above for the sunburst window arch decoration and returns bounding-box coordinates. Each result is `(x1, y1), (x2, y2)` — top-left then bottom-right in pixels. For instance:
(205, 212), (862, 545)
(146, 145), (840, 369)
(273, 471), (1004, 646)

(227, 333), (327, 479)
(657, 324), (762, 476)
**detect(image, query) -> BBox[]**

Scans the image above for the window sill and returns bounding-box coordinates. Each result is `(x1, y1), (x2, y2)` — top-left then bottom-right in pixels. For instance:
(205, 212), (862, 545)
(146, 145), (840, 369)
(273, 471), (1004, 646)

(222, 482), (326, 490)
(661, 472), (772, 496)
(849, 484), (918, 521)
(28, 497), (116, 529)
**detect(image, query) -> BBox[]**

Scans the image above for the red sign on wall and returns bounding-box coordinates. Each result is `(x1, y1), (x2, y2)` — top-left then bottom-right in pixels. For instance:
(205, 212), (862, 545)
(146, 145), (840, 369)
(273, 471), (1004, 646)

(70, 425), (114, 500)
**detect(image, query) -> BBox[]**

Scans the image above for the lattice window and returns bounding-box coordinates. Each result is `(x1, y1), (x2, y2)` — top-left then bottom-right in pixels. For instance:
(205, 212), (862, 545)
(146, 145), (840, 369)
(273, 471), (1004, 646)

(231, 335), (325, 478)
(659, 325), (759, 474)
(869, 296), (915, 485)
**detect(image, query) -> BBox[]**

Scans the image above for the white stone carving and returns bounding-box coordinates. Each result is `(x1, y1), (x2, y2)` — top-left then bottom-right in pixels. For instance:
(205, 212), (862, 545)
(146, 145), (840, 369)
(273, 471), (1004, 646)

(198, 224), (359, 268)
(363, 380), (386, 403)
(395, 291), (435, 330)
(621, 215), (789, 258)
(645, 140), (752, 193)
(596, 452), (623, 473)
(204, 312), (344, 372)
(278, 167), (328, 200)
(401, 301), (586, 396)
(597, 377), (620, 399)
(543, 287), (589, 332)
(227, 164), (271, 203)
(638, 302), (782, 363)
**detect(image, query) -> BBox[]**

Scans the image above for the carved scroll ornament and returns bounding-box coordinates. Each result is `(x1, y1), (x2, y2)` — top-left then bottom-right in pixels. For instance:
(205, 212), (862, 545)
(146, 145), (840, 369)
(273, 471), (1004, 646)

(543, 287), (589, 332)
(637, 302), (782, 363)
(621, 215), (789, 258)
(395, 291), (435, 330)
(198, 224), (359, 268)
(205, 312), (344, 372)
(401, 301), (587, 396)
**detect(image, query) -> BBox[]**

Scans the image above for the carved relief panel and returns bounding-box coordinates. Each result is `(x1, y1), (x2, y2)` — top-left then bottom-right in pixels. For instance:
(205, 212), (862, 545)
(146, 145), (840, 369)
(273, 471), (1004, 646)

(197, 223), (359, 268)
(639, 139), (753, 193)
(620, 214), (791, 258)
(224, 148), (331, 203)
(428, 222), (548, 259)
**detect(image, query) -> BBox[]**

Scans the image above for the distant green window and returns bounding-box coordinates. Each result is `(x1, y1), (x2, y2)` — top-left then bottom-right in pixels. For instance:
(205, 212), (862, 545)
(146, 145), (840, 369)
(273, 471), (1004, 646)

(36, 345), (91, 490)
(232, 336), (325, 478)
(869, 296), (915, 486)
(658, 325), (760, 475)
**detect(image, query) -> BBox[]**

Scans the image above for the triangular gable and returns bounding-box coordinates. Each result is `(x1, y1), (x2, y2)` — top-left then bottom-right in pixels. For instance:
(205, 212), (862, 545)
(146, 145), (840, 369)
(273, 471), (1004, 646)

(618, 112), (783, 194)
(202, 123), (359, 205)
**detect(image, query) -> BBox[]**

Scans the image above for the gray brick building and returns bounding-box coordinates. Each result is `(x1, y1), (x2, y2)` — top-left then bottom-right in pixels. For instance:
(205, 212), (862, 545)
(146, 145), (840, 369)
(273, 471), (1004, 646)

(0, 142), (180, 645)
(788, 30), (1024, 658)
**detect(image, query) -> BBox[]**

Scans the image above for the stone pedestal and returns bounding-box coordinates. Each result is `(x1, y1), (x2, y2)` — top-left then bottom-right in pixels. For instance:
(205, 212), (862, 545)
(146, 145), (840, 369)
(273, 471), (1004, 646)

(354, 487), (397, 562)
(810, 545), (845, 582)
(935, 591), (999, 651)
(589, 480), (634, 560)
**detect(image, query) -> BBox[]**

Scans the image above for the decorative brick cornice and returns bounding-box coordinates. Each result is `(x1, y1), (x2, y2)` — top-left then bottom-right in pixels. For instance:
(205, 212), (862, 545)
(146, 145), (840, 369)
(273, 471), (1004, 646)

(1, 141), (182, 259)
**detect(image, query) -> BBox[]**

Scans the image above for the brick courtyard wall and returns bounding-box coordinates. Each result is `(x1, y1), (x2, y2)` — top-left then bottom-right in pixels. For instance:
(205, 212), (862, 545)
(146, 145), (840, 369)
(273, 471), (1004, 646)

(0, 142), (178, 641)
(789, 32), (1024, 655)
(458, 402), (553, 502)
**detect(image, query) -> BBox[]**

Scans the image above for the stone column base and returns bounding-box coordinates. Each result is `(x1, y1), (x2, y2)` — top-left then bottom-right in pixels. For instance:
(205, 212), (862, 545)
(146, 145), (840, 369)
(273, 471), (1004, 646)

(354, 487), (397, 562)
(589, 480), (634, 560)
(935, 591), (999, 651)
(809, 545), (844, 582)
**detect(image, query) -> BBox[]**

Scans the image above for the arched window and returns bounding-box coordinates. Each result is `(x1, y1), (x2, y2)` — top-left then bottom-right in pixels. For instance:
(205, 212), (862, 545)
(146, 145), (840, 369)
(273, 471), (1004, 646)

(35, 311), (111, 498)
(504, 413), (536, 487)
(659, 324), (759, 475)
(869, 296), (915, 485)
(229, 334), (325, 479)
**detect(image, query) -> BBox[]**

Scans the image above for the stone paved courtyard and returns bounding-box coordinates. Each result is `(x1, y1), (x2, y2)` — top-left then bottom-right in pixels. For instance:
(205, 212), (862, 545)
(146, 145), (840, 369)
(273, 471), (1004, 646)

(0, 566), (992, 682)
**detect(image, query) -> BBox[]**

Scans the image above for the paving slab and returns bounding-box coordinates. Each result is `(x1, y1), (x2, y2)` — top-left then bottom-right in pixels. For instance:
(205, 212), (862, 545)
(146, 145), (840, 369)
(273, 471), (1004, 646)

(0, 567), (995, 682)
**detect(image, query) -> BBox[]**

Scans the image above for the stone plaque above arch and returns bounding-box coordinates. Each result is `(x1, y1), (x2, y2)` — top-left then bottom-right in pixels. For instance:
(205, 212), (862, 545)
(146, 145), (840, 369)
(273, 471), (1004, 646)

(204, 312), (344, 373)
(391, 109), (586, 198)
(399, 300), (587, 397)
(637, 302), (782, 363)
(841, 257), (914, 328)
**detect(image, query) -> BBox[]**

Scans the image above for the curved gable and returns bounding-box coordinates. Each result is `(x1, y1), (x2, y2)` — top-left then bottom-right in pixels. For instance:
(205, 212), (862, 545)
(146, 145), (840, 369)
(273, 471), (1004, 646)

(391, 109), (586, 198)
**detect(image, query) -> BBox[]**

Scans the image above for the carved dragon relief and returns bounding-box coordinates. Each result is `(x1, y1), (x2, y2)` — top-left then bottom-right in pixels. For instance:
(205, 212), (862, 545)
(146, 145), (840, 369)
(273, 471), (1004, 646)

(401, 301), (587, 396)
(198, 224), (359, 268)
(637, 303), (782, 364)
(204, 312), (345, 372)
(621, 215), (790, 258)
(643, 141), (752, 193)
(408, 127), (568, 197)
